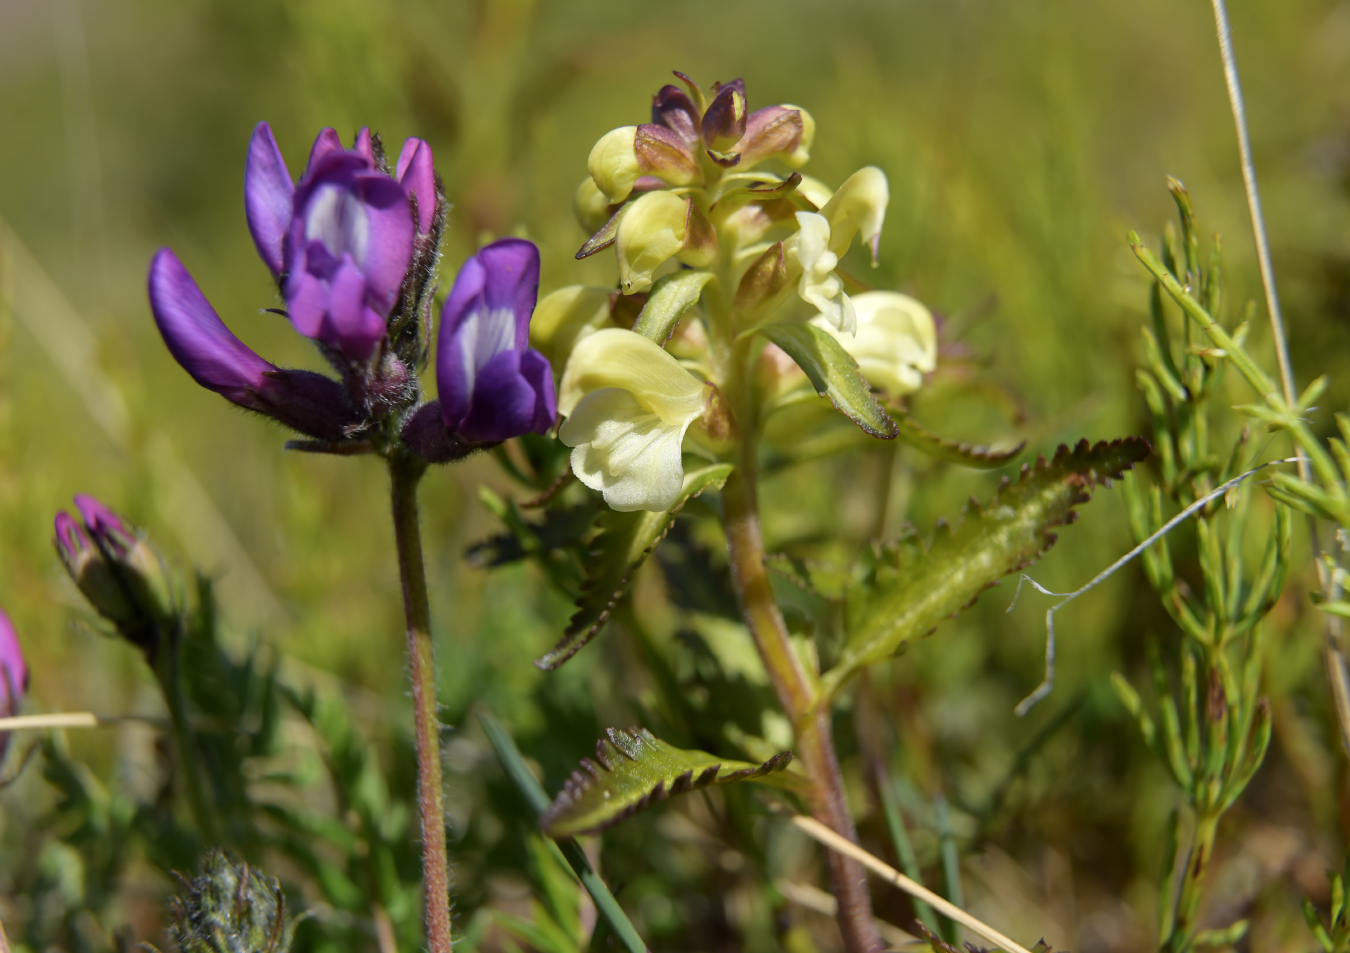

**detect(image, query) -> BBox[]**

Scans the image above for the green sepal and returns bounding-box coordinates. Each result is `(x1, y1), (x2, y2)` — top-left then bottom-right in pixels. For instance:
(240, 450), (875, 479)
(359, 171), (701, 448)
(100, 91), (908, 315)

(575, 204), (625, 259)
(631, 270), (715, 344)
(535, 461), (734, 670)
(540, 727), (792, 837)
(758, 323), (898, 438)
(821, 437), (1149, 698)
(891, 412), (1024, 468)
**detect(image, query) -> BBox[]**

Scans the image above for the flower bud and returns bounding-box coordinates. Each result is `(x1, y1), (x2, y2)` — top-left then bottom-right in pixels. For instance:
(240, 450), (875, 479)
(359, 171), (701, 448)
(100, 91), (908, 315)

(575, 177), (616, 235)
(701, 79), (748, 153)
(55, 496), (176, 661)
(651, 85), (702, 149)
(530, 285), (615, 370)
(588, 126), (641, 203)
(169, 850), (293, 953)
(734, 106), (811, 171)
(615, 193), (718, 294)
(0, 610), (28, 761)
(810, 291), (937, 396)
(734, 242), (789, 320)
(634, 124), (699, 187)
(820, 166), (889, 264)
(616, 191), (690, 293)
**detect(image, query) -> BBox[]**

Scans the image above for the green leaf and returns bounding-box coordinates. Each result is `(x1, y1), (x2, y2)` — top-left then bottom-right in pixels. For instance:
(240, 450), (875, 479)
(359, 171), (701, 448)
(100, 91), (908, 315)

(540, 727), (792, 837)
(576, 204), (624, 259)
(535, 461), (734, 670)
(821, 438), (1150, 698)
(1193, 920), (1249, 948)
(631, 270), (715, 344)
(759, 323), (898, 438)
(892, 413), (1024, 469)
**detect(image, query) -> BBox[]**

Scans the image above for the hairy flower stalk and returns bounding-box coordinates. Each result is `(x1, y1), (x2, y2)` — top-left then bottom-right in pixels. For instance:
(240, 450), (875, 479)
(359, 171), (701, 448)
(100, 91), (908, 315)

(553, 72), (906, 952)
(147, 124), (557, 952)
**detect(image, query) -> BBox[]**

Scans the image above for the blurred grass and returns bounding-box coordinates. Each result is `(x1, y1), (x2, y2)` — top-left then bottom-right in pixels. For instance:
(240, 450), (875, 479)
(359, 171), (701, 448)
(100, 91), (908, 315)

(2, 0), (1350, 949)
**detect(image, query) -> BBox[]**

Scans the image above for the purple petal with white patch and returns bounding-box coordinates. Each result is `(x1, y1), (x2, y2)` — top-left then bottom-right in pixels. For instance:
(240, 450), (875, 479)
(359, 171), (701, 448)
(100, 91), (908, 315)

(437, 238), (555, 442)
(148, 249), (277, 406)
(244, 122), (294, 277)
(283, 153), (414, 360)
(396, 138), (437, 235)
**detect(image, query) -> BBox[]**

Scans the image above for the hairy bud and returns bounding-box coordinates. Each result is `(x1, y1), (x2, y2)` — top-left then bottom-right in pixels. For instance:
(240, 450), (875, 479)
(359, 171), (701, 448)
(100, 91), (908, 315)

(169, 850), (292, 953)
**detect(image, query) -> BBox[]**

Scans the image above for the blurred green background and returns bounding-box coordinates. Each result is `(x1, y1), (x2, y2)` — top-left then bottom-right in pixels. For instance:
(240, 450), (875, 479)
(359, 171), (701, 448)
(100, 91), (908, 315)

(2, 0), (1349, 949)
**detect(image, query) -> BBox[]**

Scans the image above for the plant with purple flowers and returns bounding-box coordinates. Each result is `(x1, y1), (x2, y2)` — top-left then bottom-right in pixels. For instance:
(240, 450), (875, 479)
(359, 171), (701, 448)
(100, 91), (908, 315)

(146, 122), (558, 953)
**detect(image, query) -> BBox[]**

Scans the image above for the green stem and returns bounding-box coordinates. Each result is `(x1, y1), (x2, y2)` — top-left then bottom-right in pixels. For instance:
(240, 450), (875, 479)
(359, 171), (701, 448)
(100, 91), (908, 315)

(390, 455), (453, 953)
(722, 440), (881, 953)
(158, 622), (220, 844)
(1166, 811), (1220, 953)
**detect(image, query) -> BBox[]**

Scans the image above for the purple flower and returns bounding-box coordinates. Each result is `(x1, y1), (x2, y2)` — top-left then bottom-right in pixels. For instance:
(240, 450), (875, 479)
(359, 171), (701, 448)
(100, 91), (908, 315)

(437, 239), (556, 443)
(0, 609), (28, 756)
(243, 123), (439, 362)
(148, 248), (361, 441)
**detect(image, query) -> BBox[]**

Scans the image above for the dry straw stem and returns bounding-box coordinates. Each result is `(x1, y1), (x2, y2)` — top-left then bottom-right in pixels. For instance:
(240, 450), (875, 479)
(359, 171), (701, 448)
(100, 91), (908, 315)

(0, 712), (100, 730)
(791, 815), (1036, 953)
(775, 879), (920, 948)
(1209, 0), (1350, 751)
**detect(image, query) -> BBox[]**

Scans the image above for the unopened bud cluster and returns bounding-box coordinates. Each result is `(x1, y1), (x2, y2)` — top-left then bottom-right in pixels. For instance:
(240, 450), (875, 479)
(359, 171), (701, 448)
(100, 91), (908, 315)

(168, 850), (292, 953)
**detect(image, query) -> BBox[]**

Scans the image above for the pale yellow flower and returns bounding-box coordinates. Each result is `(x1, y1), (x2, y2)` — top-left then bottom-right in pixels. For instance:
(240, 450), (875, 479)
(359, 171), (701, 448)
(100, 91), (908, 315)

(811, 291), (936, 396)
(558, 329), (708, 512)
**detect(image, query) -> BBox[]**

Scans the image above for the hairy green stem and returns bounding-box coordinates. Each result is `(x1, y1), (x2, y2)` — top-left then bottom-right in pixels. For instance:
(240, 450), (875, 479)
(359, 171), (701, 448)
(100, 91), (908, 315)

(722, 446), (881, 953)
(390, 456), (452, 953)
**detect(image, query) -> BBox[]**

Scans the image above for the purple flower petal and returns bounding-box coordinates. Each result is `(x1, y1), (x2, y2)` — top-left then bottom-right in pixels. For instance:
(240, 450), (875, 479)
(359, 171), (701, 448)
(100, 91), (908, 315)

(244, 122), (294, 278)
(437, 239), (541, 426)
(285, 268), (330, 341)
(353, 126), (374, 163)
(55, 510), (90, 563)
(148, 249), (277, 406)
(652, 84), (701, 148)
(327, 254), (387, 359)
(306, 128), (345, 172)
(457, 348), (539, 443)
(74, 494), (130, 541)
(520, 348), (557, 434)
(701, 78), (747, 150)
(396, 138), (437, 234)
(352, 173), (414, 306)
(0, 609), (27, 736)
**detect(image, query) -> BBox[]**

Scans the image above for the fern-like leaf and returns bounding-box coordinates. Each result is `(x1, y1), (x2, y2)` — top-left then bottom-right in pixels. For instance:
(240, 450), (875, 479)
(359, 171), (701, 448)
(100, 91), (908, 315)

(892, 413), (1024, 469)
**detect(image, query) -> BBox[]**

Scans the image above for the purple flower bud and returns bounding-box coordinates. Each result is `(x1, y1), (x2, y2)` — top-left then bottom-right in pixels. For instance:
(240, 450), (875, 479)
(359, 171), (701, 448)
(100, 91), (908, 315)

(0, 610), (27, 758)
(651, 85), (701, 149)
(437, 238), (556, 444)
(283, 150), (415, 361)
(700, 78), (747, 153)
(396, 138), (437, 235)
(149, 248), (278, 407)
(55, 498), (175, 660)
(244, 122), (295, 278)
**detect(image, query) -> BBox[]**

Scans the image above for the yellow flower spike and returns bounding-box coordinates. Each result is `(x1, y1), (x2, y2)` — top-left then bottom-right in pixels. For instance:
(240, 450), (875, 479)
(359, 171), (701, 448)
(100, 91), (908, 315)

(529, 285), (615, 370)
(558, 328), (709, 512)
(786, 211), (856, 335)
(810, 291), (937, 396)
(820, 166), (889, 264)
(588, 126), (640, 203)
(616, 191), (690, 294)
(574, 177), (615, 234)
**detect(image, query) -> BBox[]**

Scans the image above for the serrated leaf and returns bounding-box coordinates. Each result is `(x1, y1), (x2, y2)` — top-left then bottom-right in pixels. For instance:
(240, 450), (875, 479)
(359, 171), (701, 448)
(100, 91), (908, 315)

(759, 323), (899, 438)
(892, 413), (1024, 468)
(535, 461), (734, 670)
(540, 727), (792, 837)
(465, 503), (599, 569)
(631, 270), (715, 344)
(821, 438), (1150, 698)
